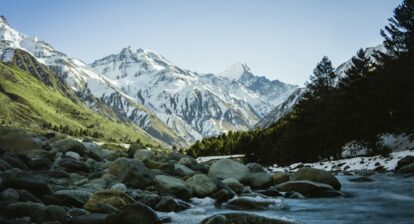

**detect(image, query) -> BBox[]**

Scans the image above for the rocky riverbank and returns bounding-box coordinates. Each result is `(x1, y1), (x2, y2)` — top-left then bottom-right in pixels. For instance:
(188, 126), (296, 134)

(0, 128), (413, 224)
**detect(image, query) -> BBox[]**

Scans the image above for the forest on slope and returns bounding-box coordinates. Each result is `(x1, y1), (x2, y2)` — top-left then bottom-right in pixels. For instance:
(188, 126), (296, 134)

(187, 0), (414, 166)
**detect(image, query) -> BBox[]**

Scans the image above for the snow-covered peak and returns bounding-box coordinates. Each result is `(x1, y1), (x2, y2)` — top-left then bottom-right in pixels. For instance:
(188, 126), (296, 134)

(220, 62), (252, 80)
(0, 15), (10, 26)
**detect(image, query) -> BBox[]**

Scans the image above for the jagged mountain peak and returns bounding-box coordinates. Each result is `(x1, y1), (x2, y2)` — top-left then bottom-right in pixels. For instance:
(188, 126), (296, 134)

(220, 62), (252, 80)
(0, 15), (9, 26)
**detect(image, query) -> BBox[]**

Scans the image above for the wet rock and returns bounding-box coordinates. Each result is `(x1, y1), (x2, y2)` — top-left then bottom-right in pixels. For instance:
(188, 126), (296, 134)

(174, 163), (197, 177)
(84, 190), (136, 212)
(155, 196), (191, 212)
(247, 172), (273, 189)
(222, 178), (244, 194)
(255, 188), (283, 197)
(108, 158), (154, 189)
(144, 160), (175, 174)
(200, 213), (299, 224)
(186, 174), (217, 197)
(0, 131), (40, 154)
(178, 157), (197, 168)
(71, 213), (108, 224)
(154, 175), (193, 199)
(0, 188), (19, 201)
(292, 167), (341, 190)
(349, 176), (374, 182)
(65, 151), (81, 160)
(104, 203), (161, 224)
(50, 138), (87, 156)
(110, 183), (127, 192)
(1, 169), (52, 196)
(208, 159), (250, 181)
(397, 163), (414, 173)
(272, 172), (290, 185)
(276, 180), (343, 198)
(246, 163), (266, 173)
(133, 149), (155, 162)
(53, 189), (93, 204)
(58, 158), (90, 173)
(223, 197), (274, 210)
(127, 143), (146, 158)
(212, 189), (232, 204)
(5, 202), (67, 224)
(284, 191), (305, 199)
(17, 189), (43, 203)
(396, 156), (414, 170)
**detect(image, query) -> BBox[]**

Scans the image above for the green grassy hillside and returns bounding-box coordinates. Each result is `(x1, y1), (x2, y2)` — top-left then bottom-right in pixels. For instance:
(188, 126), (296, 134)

(0, 60), (163, 146)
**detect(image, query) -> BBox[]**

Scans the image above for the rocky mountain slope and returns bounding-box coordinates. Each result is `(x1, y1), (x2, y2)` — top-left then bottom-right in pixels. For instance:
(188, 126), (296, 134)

(91, 51), (298, 142)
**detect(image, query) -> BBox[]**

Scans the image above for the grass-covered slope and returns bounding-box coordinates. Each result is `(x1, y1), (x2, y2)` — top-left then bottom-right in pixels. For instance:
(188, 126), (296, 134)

(0, 60), (162, 146)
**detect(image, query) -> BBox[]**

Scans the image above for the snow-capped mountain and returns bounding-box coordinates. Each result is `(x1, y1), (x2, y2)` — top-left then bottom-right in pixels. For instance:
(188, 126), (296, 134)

(0, 16), (186, 146)
(0, 15), (298, 144)
(91, 49), (298, 142)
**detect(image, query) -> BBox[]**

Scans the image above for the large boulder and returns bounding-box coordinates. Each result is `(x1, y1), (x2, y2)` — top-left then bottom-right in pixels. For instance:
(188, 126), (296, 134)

(200, 213), (299, 224)
(276, 180), (343, 198)
(84, 190), (136, 212)
(246, 163), (266, 173)
(247, 172), (273, 189)
(208, 159), (249, 181)
(223, 197), (274, 210)
(396, 156), (414, 173)
(174, 163), (197, 177)
(108, 158), (154, 189)
(155, 196), (191, 212)
(186, 174), (217, 197)
(222, 178), (244, 194)
(272, 172), (290, 185)
(291, 167), (341, 190)
(133, 149), (155, 162)
(105, 203), (161, 224)
(5, 202), (67, 224)
(153, 175), (193, 199)
(50, 138), (88, 156)
(0, 131), (40, 154)
(1, 169), (52, 196)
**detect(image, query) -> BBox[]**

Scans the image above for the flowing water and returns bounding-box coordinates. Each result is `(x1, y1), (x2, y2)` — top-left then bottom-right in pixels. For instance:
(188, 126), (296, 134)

(160, 173), (414, 224)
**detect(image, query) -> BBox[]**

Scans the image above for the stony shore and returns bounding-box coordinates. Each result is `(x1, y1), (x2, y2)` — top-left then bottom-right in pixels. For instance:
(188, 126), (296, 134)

(0, 128), (413, 224)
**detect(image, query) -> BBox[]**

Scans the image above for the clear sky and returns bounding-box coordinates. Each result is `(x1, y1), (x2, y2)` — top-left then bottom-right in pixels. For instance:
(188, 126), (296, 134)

(1, 0), (402, 85)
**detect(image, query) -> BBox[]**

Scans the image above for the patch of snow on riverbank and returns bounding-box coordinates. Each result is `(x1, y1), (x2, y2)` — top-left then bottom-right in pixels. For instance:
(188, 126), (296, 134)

(270, 150), (414, 172)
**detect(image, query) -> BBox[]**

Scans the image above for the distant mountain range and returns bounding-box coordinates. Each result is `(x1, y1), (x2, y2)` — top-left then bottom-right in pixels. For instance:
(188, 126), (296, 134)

(0, 15), (298, 146)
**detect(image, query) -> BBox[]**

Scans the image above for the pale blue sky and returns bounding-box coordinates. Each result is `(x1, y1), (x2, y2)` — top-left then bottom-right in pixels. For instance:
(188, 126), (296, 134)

(1, 0), (402, 85)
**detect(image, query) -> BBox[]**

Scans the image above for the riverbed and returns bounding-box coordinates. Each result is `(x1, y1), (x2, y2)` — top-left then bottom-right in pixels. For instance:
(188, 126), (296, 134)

(161, 173), (414, 224)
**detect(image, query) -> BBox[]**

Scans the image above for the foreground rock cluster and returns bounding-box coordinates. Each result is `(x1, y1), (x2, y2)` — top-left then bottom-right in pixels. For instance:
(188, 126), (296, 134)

(0, 128), (347, 224)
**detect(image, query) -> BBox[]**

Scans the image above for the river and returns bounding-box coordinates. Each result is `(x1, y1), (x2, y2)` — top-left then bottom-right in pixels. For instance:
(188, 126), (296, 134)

(160, 173), (414, 224)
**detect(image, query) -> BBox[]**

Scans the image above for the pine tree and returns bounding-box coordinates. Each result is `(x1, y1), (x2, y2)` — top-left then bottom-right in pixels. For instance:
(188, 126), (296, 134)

(380, 0), (414, 57)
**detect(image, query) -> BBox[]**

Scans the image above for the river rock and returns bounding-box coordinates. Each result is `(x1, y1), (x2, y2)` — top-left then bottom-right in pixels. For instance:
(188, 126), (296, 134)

(144, 160), (175, 174)
(223, 197), (274, 210)
(71, 213), (108, 224)
(104, 203), (161, 224)
(247, 172), (273, 189)
(53, 189), (93, 204)
(246, 163), (266, 173)
(291, 167), (341, 190)
(65, 151), (81, 160)
(108, 158), (154, 189)
(349, 176), (374, 182)
(155, 196), (191, 212)
(208, 159), (249, 181)
(50, 138), (88, 156)
(1, 169), (52, 196)
(133, 149), (155, 162)
(154, 175), (193, 199)
(200, 213), (299, 224)
(5, 202), (67, 223)
(127, 143), (146, 157)
(0, 188), (19, 201)
(174, 163), (197, 177)
(110, 183), (127, 192)
(58, 158), (90, 173)
(178, 156), (197, 168)
(186, 174), (217, 197)
(276, 180), (342, 198)
(0, 131), (40, 154)
(272, 172), (290, 185)
(84, 190), (136, 212)
(222, 178), (244, 194)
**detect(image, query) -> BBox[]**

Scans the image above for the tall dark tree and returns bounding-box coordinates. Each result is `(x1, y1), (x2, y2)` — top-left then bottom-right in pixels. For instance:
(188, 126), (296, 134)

(380, 0), (414, 57)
